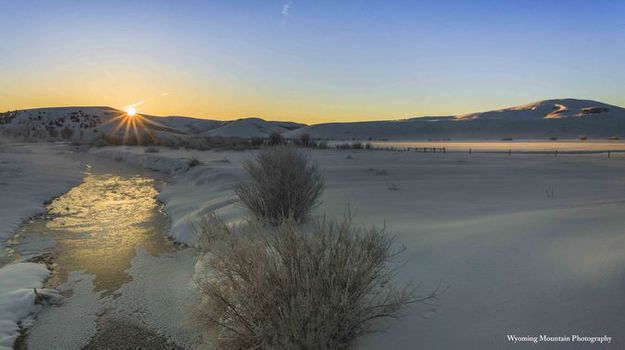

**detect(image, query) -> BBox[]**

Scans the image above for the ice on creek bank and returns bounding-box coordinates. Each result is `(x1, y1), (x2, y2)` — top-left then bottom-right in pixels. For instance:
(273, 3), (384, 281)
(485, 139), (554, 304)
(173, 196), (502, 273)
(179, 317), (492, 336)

(0, 263), (60, 350)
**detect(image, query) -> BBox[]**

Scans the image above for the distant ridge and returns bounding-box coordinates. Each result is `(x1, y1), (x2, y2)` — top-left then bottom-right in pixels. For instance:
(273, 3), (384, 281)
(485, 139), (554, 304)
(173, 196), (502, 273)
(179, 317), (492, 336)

(0, 107), (305, 142)
(2, 99), (624, 141)
(286, 99), (625, 140)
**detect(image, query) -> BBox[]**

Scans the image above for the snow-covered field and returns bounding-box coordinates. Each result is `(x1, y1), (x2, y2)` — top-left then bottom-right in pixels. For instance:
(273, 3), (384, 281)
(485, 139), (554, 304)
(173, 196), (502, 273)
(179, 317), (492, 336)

(0, 143), (84, 241)
(0, 142), (84, 350)
(92, 146), (625, 348)
(2, 142), (625, 349)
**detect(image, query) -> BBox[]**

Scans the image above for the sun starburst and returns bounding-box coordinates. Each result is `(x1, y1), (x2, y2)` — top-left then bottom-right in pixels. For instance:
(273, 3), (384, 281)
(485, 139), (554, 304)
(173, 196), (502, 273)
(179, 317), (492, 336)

(98, 102), (170, 145)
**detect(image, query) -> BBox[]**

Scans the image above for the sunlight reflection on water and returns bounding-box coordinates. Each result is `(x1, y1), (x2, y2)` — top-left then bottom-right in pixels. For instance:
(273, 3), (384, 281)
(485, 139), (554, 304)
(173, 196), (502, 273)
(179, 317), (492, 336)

(16, 174), (172, 296)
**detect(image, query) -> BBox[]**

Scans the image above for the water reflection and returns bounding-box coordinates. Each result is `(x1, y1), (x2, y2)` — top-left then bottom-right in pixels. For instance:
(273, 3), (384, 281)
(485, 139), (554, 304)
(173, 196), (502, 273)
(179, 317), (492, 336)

(15, 174), (172, 296)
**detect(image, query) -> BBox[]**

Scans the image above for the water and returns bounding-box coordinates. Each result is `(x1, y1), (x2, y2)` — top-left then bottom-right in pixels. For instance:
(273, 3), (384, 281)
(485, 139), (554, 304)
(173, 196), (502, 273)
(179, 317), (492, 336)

(333, 140), (625, 153)
(7, 170), (174, 296)
(0, 151), (201, 349)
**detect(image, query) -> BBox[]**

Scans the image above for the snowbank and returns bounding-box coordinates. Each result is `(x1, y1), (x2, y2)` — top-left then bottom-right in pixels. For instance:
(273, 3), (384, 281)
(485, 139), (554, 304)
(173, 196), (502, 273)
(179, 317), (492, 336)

(89, 146), (248, 245)
(0, 142), (81, 349)
(0, 143), (84, 240)
(0, 263), (60, 350)
(26, 272), (99, 350)
(91, 146), (191, 175)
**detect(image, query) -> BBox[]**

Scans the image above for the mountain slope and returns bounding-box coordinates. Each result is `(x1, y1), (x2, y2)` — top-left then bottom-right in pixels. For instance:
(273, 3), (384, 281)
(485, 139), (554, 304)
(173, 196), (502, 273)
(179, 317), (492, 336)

(453, 99), (620, 121)
(286, 99), (625, 140)
(0, 107), (123, 141)
(152, 116), (222, 134)
(200, 118), (305, 138)
(0, 108), (305, 142)
(2, 99), (624, 142)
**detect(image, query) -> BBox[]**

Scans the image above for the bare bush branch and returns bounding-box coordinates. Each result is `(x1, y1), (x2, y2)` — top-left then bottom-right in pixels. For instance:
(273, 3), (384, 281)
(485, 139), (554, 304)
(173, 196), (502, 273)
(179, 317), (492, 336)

(194, 213), (435, 350)
(236, 146), (325, 224)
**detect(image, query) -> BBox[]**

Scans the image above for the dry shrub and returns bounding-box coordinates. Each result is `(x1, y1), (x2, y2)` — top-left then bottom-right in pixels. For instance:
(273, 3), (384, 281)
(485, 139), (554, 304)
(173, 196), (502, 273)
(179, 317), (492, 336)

(268, 132), (284, 146)
(194, 213), (433, 350)
(91, 137), (109, 148)
(236, 146), (324, 224)
(188, 157), (202, 168)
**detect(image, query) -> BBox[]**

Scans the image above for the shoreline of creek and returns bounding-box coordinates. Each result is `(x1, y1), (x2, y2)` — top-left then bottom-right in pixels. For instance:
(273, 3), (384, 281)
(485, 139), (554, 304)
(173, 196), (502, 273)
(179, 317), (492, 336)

(4, 153), (203, 350)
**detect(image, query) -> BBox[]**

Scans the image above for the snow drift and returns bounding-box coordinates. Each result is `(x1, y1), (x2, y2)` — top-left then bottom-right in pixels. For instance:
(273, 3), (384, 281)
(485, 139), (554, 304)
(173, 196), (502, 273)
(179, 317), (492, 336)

(0, 263), (60, 350)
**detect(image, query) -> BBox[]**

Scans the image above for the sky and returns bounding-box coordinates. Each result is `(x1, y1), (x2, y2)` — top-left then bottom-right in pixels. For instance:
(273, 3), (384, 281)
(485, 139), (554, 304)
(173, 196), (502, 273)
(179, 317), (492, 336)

(1, 0), (624, 124)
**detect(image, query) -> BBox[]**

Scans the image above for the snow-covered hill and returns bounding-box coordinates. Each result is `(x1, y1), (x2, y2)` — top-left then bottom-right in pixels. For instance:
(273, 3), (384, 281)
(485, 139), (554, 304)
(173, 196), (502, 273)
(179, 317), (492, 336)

(0, 107), (305, 142)
(200, 118), (304, 138)
(453, 98), (620, 120)
(0, 107), (120, 142)
(153, 116), (222, 134)
(287, 99), (625, 140)
(2, 99), (624, 142)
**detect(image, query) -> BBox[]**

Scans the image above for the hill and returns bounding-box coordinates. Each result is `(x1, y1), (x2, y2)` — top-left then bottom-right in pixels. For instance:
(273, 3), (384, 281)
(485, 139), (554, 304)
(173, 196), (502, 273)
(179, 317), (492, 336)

(286, 99), (625, 140)
(2, 99), (625, 143)
(0, 107), (305, 143)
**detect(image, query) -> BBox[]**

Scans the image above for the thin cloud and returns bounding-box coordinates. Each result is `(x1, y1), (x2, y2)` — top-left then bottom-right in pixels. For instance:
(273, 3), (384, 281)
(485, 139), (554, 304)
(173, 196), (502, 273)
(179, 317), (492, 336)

(281, 1), (293, 24)
(123, 100), (144, 110)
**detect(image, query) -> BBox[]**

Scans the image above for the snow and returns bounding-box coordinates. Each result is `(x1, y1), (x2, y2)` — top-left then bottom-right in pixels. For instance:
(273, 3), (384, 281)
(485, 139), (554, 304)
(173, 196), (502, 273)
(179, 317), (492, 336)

(153, 116), (221, 134)
(311, 150), (625, 349)
(457, 98), (618, 120)
(27, 272), (100, 350)
(285, 98), (625, 140)
(97, 146), (625, 348)
(101, 248), (203, 348)
(88, 146), (247, 245)
(200, 117), (303, 138)
(0, 263), (60, 350)
(90, 146), (191, 175)
(0, 107), (120, 142)
(0, 142), (84, 349)
(0, 108), (305, 142)
(4, 99), (624, 142)
(0, 143), (84, 241)
(4, 141), (625, 348)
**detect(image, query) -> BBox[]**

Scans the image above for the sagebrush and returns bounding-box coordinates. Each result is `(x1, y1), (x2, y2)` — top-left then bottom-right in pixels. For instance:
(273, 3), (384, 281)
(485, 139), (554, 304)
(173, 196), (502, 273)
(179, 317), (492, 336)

(236, 146), (324, 224)
(194, 213), (434, 350)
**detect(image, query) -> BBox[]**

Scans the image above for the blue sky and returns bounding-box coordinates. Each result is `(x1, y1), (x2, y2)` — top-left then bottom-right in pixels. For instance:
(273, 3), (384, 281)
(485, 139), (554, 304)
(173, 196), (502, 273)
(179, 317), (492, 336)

(1, 0), (624, 122)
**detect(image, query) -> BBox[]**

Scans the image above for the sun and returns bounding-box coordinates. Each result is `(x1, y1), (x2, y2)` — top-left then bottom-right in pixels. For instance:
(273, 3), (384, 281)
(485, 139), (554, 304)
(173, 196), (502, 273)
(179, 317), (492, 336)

(101, 101), (169, 145)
